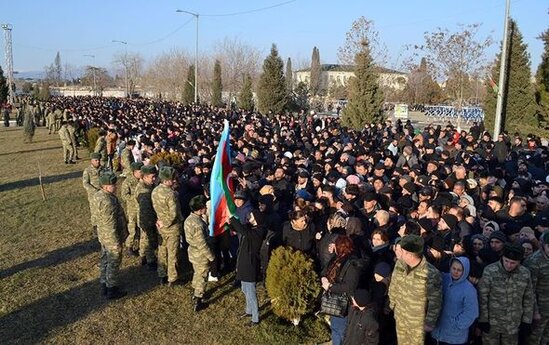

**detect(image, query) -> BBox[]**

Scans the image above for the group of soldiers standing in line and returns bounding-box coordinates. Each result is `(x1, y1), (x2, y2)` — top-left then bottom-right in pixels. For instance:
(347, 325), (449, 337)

(82, 152), (214, 311)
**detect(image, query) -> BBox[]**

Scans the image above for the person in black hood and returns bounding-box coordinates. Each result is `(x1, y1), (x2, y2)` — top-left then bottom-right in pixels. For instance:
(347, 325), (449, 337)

(258, 194), (282, 278)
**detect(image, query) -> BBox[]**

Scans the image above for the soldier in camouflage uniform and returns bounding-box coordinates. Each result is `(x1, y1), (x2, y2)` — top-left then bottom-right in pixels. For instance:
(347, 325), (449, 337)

(67, 120), (79, 160)
(58, 121), (75, 164)
(135, 165), (158, 269)
(92, 171), (128, 300)
(54, 108), (62, 132)
(83, 152), (104, 236)
(151, 166), (183, 286)
(94, 129), (108, 169)
(120, 140), (136, 178)
(184, 195), (215, 312)
(121, 162), (143, 256)
(478, 243), (535, 345)
(524, 231), (549, 345)
(47, 108), (56, 134)
(388, 234), (442, 345)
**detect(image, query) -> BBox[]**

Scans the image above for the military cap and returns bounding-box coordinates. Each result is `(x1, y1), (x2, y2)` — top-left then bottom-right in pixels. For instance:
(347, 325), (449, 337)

(90, 152), (101, 160)
(141, 165), (157, 175)
(130, 162), (144, 171)
(99, 171), (117, 186)
(502, 243), (524, 261)
(189, 195), (207, 212)
(158, 166), (176, 181)
(400, 234), (424, 254)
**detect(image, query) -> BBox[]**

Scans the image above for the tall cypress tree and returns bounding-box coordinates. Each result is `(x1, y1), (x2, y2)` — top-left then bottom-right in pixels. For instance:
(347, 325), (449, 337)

(285, 57), (293, 94)
(212, 59), (223, 107)
(483, 20), (538, 134)
(536, 28), (549, 124)
(257, 44), (287, 115)
(239, 73), (254, 111)
(0, 66), (8, 104)
(310, 47), (321, 96)
(183, 64), (195, 105)
(341, 42), (384, 130)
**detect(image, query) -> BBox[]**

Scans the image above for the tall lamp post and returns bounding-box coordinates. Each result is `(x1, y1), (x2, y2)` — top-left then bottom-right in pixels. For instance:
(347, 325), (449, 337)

(176, 9), (199, 104)
(83, 54), (96, 96)
(112, 40), (129, 98)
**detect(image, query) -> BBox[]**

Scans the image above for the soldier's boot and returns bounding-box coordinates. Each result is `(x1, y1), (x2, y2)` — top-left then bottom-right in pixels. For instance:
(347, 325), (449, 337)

(100, 283), (107, 296)
(106, 286), (127, 300)
(193, 297), (208, 312)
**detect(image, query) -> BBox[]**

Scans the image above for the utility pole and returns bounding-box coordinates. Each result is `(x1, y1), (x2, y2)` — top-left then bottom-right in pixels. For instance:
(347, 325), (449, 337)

(112, 40), (129, 98)
(493, 0), (511, 139)
(2, 24), (15, 105)
(84, 55), (96, 96)
(176, 10), (199, 104)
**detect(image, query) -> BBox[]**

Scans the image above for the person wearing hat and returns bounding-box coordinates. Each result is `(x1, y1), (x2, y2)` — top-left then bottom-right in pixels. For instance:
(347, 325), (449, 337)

(343, 289), (379, 345)
(488, 231), (507, 259)
(58, 120), (76, 164)
(151, 166), (183, 286)
(431, 256), (479, 345)
(184, 195), (215, 311)
(92, 171), (128, 300)
(389, 234), (442, 345)
(120, 162), (144, 257)
(523, 231), (549, 345)
(437, 214), (459, 251)
(135, 165), (158, 269)
(120, 139), (136, 178)
(83, 152), (105, 237)
(478, 243), (535, 345)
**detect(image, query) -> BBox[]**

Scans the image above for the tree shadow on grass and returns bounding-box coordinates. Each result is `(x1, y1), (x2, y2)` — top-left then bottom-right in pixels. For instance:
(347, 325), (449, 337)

(0, 265), (158, 345)
(0, 171), (82, 192)
(0, 239), (99, 279)
(0, 146), (60, 157)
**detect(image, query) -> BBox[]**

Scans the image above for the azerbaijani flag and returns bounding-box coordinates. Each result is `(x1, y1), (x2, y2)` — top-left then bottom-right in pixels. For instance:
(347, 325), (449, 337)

(209, 120), (237, 236)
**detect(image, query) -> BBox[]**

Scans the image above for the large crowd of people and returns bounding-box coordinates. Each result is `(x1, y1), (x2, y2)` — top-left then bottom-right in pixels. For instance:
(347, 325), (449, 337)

(17, 96), (549, 345)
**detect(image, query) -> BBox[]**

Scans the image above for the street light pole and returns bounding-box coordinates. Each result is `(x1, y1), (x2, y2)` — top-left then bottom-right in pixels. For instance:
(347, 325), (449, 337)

(176, 10), (199, 104)
(84, 54), (96, 96)
(112, 40), (129, 98)
(493, 0), (511, 139)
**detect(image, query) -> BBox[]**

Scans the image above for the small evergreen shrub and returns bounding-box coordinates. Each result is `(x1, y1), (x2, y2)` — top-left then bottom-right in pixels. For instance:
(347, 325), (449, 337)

(86, 127), (100, 153)
(266, 246), (321, 326)
(149, 151), (183, 169)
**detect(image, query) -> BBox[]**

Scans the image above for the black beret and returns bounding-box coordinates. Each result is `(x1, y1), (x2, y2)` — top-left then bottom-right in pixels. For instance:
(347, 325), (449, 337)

(502, 243), (524, 261)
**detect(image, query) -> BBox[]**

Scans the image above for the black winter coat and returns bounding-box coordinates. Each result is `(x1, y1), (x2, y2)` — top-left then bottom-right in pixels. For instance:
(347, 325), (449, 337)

(282, 221), (317, 256)
(230, 217), (266, 283)
(343, 306), (379, 345)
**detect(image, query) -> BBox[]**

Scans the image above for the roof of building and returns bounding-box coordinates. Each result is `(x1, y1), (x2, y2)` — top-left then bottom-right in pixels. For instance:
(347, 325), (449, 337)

(296, 64), (405, 75)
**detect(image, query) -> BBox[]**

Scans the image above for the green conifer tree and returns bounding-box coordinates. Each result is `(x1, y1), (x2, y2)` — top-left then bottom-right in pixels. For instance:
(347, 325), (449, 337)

(310, 47), (321, 96)
(212, 59), (223, 107)
(183, 64), (196, 105)
(238, 73), (254, 111)
(0, 66), (8, 104)
(341, 42), (384, 130)
(536, 28), (549, 125)
(285, 57), (293, 94)
(483, 20), (538, 134)
(257, 44), (287, 115)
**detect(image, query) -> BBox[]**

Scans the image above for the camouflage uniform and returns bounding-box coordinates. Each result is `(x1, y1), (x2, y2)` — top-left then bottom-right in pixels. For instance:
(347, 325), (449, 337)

(92, 189), (127, 288)
(94, 136), (108, 168)
(121, 174), (140, 252)
(54, 109), (62, 131)
(478, 260), (535, 345)
(388, 257), (442, 345)
(524, 249), (549, 345)
(67, 123), (78, 160)
(184, 212), (214, 298)
(47, 111), (56, 134)
(120, 147), (134, 177)
(58, 124), (74, 162)
(83, 164), (104, 227)
(151, 183), (183, 283)
(135, 180), (158, 264)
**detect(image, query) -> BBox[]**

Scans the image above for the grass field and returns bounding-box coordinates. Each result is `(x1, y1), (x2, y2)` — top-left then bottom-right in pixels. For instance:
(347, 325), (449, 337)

(0, 126), (330, 345)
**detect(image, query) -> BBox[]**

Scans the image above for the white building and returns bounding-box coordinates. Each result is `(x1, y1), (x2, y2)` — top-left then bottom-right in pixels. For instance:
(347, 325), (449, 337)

(294, 64), (408, 95)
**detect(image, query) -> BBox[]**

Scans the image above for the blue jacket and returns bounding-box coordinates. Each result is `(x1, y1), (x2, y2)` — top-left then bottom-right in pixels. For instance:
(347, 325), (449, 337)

(431, 257), (479, 344)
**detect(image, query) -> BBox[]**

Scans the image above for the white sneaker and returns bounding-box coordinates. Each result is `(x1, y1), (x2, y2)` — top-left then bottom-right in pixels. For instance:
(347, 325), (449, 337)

(208, 273), (219, 282)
